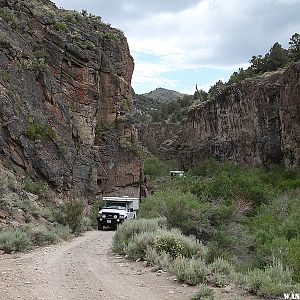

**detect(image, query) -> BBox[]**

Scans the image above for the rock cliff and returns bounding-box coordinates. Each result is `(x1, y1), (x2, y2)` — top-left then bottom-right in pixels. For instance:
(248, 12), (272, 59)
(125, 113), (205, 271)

(0, 0), (141, 199)
(140, 62), (300, 168)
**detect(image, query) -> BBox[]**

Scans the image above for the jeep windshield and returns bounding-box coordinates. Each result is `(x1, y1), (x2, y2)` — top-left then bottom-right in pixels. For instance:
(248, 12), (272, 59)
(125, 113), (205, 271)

(103, 202), (127, 210)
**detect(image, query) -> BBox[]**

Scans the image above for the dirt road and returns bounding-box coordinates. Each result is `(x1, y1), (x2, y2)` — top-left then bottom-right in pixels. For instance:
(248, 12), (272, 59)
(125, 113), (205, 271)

(0, 230), (201, 300)
(0, 230), (259, 300)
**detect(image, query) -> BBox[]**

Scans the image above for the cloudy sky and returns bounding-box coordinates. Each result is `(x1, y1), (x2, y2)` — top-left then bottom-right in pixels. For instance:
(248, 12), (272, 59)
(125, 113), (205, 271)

(52, 0), (300, 94)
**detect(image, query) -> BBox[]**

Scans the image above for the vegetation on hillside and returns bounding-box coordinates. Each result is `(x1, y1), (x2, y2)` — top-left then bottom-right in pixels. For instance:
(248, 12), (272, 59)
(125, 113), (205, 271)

(138, 158), (300, 297)
(227, 33), (300, 85)
(132, 93), (205, 124)
(0, 169), (96, 253)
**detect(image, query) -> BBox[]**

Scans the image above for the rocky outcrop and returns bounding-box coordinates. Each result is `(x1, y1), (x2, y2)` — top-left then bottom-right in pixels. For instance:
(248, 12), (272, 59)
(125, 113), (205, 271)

(140, 63), (300, 168)
(138, 122), (181, 161)
(0, 0), (141, 198)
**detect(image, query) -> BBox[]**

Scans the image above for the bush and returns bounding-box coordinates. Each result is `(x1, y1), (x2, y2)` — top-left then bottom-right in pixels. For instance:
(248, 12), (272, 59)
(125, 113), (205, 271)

(154, 230), (184, 258)
(145, 247), (172, 270)
(154, 228), (208, 259)
(113, 218), (166, 253)
(0, 224), (72, 253)
(245, 260), (297, 297)
(81, 216), (93, 231)
(22, 176), (48, 200)
(22, 224), (58, 246)
(169, 257), (209, 286)
(249, 195), (300, 280)
(139, 190), (202, 236)
(0, 193), (18, 210)
(0, 228), (32, 253)
(0, 170), (18, 195)
(144, 156), (165, 179)
(53, 200), (85, 235)
(53, 22), (68, 31)
(209, 272), (229, 287)
(209, 258), (234, 276)
(191, 284), (214, 300)
(51, 224), (72, 241)
(24, 121), (57, 141)
(124, 231), (156, 260)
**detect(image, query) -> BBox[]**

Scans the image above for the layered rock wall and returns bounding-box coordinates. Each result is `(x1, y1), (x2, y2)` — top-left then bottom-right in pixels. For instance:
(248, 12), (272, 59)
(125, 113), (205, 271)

(140, 63), (300, 168)
(0, 0), (141, 198)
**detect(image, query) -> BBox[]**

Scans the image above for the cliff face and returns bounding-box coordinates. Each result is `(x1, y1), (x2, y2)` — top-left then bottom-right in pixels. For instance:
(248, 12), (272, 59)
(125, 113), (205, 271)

(138, 122), (181, 161)
(140, 63), (300, 168)
(0, 0), (141, 199)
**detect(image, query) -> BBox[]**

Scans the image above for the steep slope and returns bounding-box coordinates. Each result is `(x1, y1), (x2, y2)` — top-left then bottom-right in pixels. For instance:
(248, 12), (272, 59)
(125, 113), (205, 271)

(139, 63), (300, 168)
(0, 0), (141, 199)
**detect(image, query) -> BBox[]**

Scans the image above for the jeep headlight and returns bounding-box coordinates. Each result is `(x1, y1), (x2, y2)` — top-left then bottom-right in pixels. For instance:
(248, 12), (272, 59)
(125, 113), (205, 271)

(102, 214), (106, 218)
(114, 215), (117, 219)
(119, 215), (125, 219)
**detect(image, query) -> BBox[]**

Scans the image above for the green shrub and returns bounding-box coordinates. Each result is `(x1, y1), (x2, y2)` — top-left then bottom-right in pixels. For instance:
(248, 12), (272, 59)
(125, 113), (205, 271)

(22, 176), (48, 200)
(23, 224), (58, 246)
(249, 195), (300, 280)
(145, 247), (160, 266)
(191, 284), (214, 300)
(0, 170), (18, 195)
(209, 258), (234, 276)
(209, 272), (229, 287)
(53, 200), (85, 235)
(145, 247), (172, 270)
(0, 69), (11, 82)
(80, 216), (93, 231)
(24, 120), (57, 141)
(154, 230), (184, 258)
(53, 22), (68, 31)
(139, 190), (202, 236)
(51, 224), (73, 240)
(0, 193), (18, 210)
(88, 200), (103, 229)
(0, 32), (12, 48)
(0, 8), (20, 29)
(113, 218), (165, 253)
(154, 229), (208, 259)
(24, 122), (57, 141)
(124, 231), (156, 260)
(0, 224), (72, 253)
(0, 228), (32, 253)
(245, 260), (296, 297)
(144, 156), (165, 179)
(169, 257), (209, 286)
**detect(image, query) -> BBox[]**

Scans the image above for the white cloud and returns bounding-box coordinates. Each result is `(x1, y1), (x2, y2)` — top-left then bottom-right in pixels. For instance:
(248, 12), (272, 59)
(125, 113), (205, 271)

(132, 62), (178, 91)
(53, 0), (300, 92)
(124, 0), (300, 69)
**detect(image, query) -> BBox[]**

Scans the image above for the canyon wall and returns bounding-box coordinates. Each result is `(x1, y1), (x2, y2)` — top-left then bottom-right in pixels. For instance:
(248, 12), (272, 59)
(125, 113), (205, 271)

(0, 0), (141, 199)
(139, 63), (300, 168)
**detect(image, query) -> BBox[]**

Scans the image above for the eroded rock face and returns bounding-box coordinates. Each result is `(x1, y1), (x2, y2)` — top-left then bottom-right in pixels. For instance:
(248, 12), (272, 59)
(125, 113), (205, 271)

(0, 0), (141, 198)
(140, 63), (300, 168)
